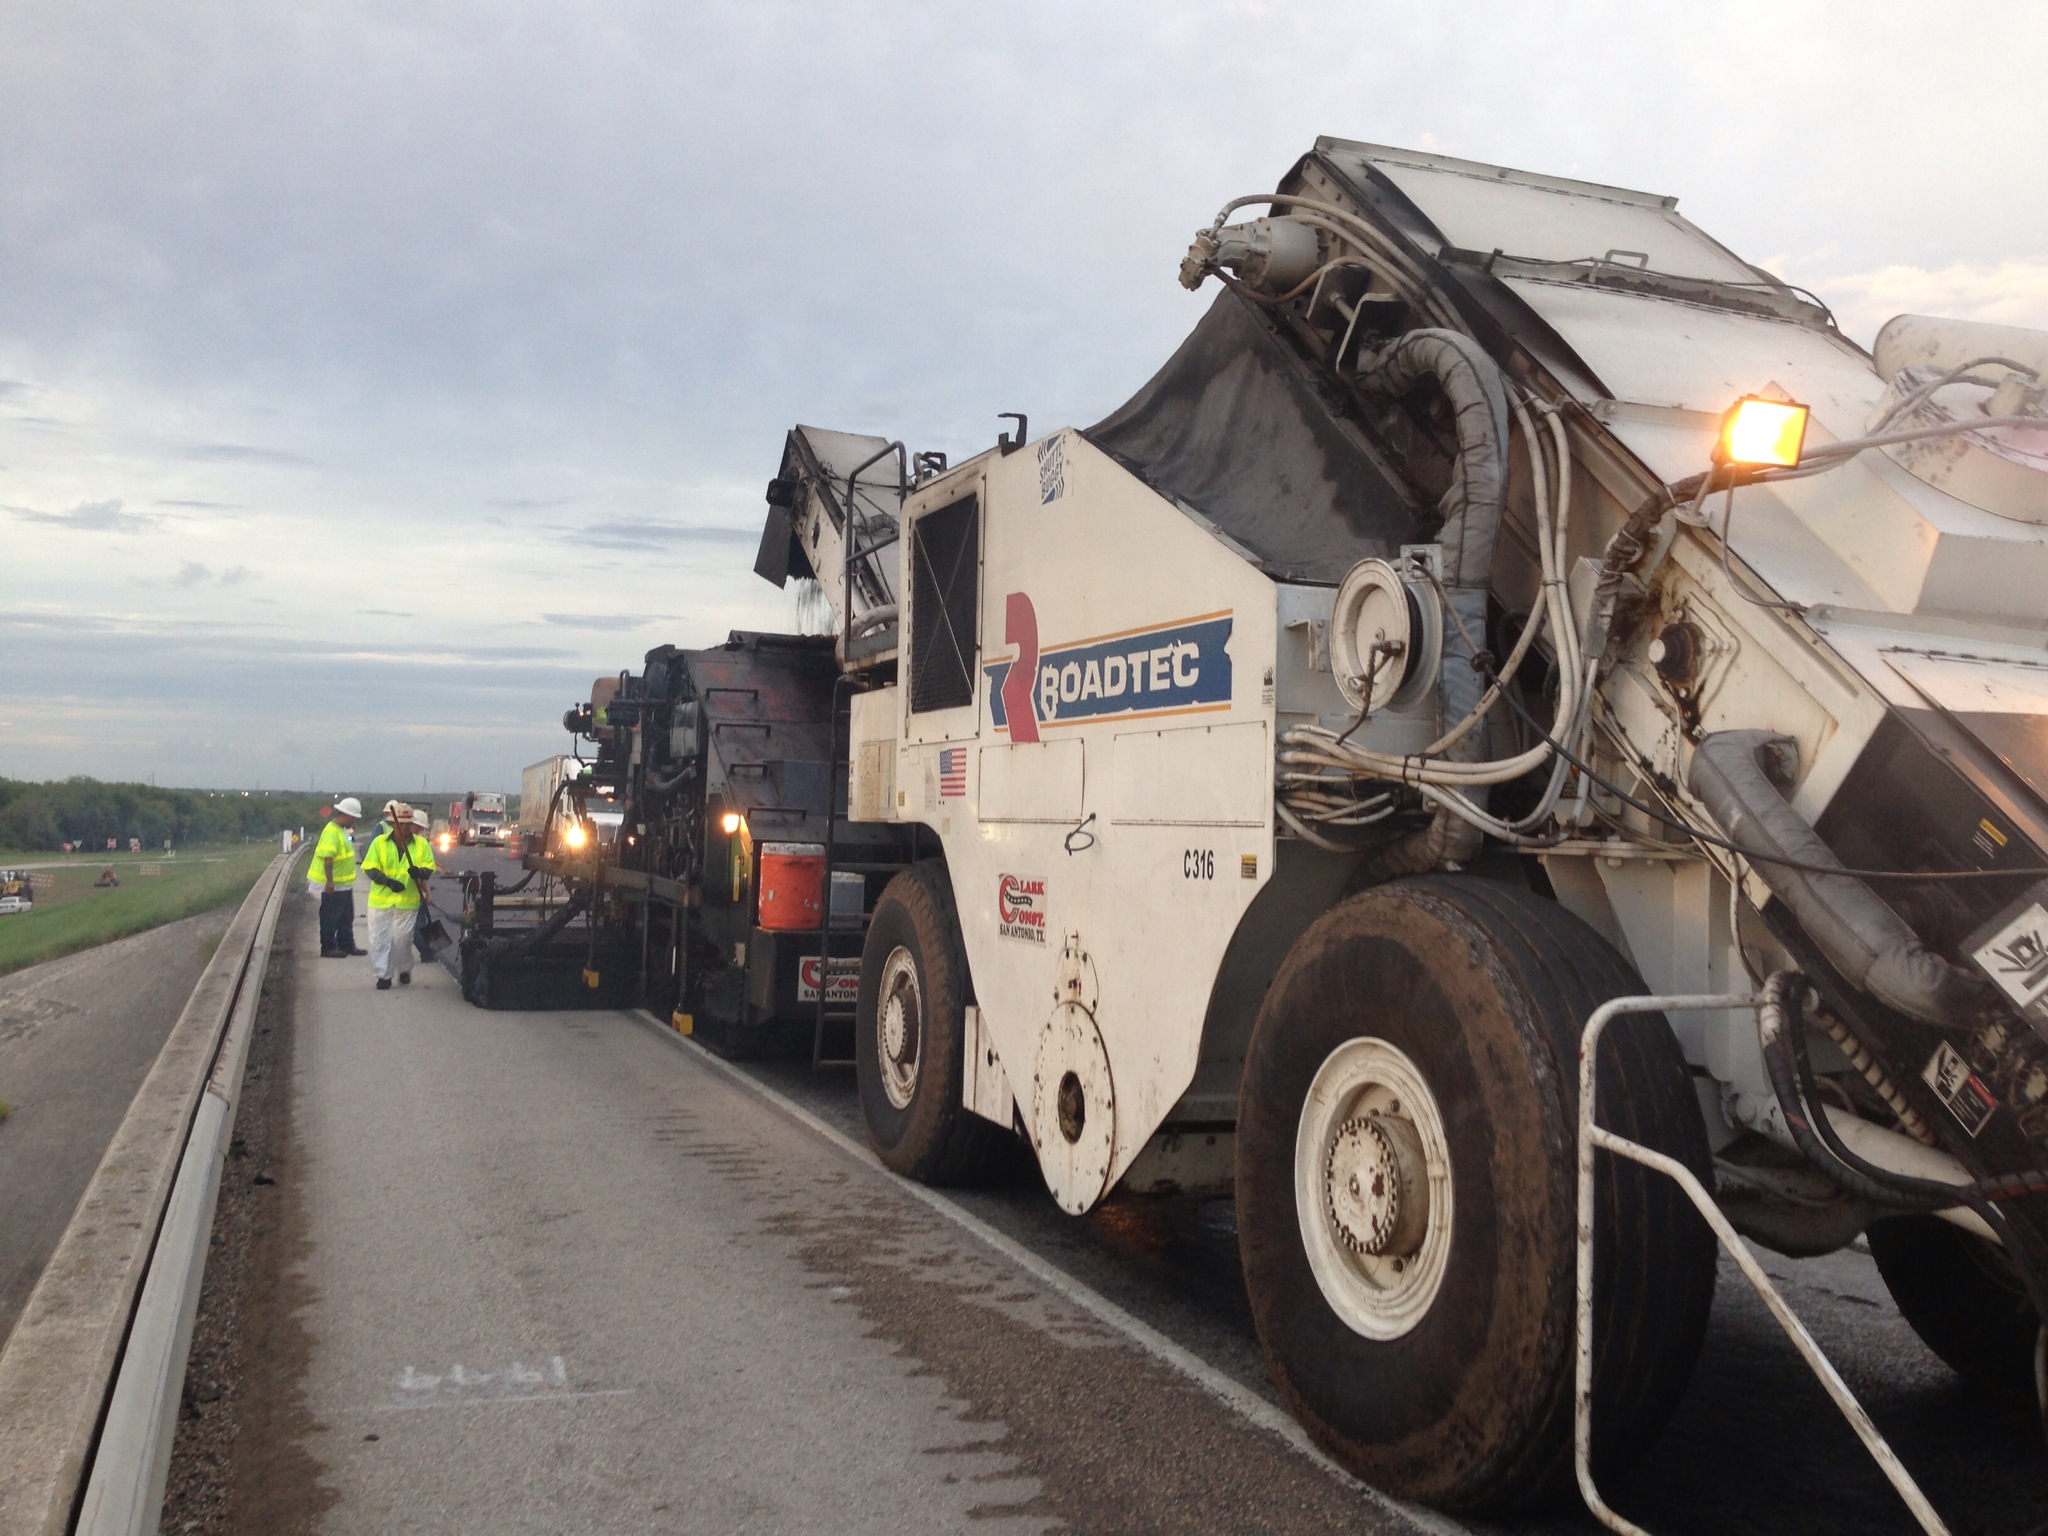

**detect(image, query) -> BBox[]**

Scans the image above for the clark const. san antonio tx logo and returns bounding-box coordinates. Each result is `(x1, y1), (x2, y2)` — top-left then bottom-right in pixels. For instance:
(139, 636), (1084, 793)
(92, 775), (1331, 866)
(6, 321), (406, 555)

(984, 592), (1234, 743)
(998, 873), (1047, 945)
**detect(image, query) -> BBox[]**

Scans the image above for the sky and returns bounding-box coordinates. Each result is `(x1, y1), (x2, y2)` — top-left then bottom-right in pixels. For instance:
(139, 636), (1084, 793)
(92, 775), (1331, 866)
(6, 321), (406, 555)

(6, 1), (2048, 793)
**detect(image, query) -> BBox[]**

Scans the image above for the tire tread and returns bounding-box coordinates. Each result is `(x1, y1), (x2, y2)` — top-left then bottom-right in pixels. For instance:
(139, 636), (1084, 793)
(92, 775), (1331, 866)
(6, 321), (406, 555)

(858, 861), (1016, 1186)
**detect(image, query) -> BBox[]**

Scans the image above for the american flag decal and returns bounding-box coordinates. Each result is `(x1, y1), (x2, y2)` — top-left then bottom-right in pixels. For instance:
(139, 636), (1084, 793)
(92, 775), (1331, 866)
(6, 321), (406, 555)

(937, 746), (967, 799)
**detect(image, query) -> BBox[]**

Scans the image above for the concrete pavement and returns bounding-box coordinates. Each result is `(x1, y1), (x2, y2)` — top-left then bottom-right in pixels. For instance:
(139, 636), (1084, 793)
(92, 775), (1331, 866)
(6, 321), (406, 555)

(275, 896), (1410, 1535)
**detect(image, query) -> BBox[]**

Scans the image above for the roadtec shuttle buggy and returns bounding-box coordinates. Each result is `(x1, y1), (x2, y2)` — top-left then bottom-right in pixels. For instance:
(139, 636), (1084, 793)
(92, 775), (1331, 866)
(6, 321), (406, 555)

(758, 140), (2048, 1518)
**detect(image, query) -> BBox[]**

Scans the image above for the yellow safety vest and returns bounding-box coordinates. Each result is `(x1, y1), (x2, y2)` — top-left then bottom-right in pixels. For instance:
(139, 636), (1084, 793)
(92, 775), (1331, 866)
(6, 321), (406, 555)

(311, 820), (357, 884)
(361, 830), (436, 909)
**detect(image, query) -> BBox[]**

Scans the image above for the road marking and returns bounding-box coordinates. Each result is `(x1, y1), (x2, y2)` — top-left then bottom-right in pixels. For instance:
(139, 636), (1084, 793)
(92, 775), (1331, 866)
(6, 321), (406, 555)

(629, 1009), (1468, 1536)
(371, 1389), (637, 1414)
(375, 1354), (637, 1415)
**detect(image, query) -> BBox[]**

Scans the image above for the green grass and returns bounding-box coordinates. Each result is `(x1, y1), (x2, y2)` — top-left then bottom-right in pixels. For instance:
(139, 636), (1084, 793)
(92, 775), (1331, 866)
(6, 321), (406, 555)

(0, 844), (286, 977)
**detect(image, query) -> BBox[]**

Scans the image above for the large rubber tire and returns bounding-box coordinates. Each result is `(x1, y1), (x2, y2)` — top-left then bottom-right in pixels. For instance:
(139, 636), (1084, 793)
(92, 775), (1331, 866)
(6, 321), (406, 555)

(1868, 1214), (2041, 1398)
(1236, 876), (1717, 1515)
(856, 861), (1016, 1185)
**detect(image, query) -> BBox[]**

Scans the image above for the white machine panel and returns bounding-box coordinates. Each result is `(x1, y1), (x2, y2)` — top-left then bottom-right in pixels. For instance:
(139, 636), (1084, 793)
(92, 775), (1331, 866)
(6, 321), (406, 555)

(1110, 721), (1270, 827)
(1318, 139), (1757, 283)
(891, 430), (1281, 1204)
(979, 738), (1085, 823)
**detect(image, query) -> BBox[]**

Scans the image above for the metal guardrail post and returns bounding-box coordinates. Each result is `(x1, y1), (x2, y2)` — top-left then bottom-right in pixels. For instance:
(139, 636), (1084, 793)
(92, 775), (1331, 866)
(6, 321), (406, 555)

(1574, 992), (1951, 1536)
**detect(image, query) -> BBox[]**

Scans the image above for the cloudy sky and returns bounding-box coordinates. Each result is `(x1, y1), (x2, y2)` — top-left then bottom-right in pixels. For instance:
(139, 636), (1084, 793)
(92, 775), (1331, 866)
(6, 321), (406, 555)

(6, 1), (2046, 792)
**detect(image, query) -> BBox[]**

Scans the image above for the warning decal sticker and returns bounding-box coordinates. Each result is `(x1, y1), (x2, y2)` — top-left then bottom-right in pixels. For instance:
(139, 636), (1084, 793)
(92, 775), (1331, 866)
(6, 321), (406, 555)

(1974, 901), (2048, 1015)
(1922, 1041), (1999, 1138)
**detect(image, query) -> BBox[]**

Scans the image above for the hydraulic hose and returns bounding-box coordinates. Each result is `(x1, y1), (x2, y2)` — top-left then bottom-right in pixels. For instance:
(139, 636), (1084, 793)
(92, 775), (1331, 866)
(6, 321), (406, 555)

(488, 888), (591, 964)
(1277, 392), (1583, 792)
(1344, 329), (1511, 872)
(1759, 969), (2048, 1330)
(644, 760), (695, 797)
(1357, 328), (1509, 594)
(1690, 731), (1988, 1028)
(1758, 972), (1951, 1212)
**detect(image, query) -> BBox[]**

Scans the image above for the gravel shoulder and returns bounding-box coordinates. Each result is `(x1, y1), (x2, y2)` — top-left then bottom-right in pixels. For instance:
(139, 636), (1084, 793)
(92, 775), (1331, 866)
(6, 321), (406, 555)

(162, 891), (330, 1535)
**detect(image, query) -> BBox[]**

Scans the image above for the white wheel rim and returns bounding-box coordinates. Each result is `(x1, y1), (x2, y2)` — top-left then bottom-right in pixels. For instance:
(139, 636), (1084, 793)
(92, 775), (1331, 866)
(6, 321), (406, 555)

(1294, 1037), (1454, 1341)
(876, 945), (922, 1110)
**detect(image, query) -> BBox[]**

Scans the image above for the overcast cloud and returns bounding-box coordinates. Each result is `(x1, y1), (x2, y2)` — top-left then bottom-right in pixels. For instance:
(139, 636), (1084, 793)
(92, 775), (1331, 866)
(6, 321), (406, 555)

(5, 1), (2047, 791)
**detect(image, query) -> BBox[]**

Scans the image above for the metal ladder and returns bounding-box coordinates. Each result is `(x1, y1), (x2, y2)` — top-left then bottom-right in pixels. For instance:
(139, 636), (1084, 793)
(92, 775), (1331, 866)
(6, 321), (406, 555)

(812, 676), (864, 1068)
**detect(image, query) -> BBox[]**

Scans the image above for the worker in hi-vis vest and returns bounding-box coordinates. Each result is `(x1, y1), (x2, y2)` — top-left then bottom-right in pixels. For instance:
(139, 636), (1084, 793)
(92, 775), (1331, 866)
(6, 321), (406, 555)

(310, 796), (364, 959)
(360, 800), (437, 989)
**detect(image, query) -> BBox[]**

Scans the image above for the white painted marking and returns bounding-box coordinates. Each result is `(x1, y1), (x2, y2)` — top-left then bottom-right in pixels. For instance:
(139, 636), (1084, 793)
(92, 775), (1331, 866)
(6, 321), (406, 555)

(372, 1389), (637, 1414)
(629, 1009), (1469, 1536)
(387, 1354), (590, 1409)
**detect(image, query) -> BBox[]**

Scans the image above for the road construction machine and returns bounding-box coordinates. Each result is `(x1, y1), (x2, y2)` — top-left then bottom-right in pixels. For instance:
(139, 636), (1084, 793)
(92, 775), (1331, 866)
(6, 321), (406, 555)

(768, 140), (2048, 1519)
(463, 622), (924, 1042)
(487, 140), (2048, 1522)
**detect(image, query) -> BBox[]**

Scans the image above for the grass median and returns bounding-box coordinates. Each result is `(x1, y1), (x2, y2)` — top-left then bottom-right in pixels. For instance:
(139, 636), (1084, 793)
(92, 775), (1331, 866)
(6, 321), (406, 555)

(0, 844), (287, 977)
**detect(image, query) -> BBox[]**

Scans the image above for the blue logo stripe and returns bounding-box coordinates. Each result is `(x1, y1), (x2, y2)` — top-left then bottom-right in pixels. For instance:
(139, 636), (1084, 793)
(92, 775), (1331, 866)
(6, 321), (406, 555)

(987, 615), (1233, 729)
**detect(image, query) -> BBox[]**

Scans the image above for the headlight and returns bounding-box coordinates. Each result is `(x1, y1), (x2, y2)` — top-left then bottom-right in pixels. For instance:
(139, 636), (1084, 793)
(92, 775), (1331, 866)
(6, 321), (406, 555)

(564, 822), (589, 850)
(1717, 395), (1809, 468)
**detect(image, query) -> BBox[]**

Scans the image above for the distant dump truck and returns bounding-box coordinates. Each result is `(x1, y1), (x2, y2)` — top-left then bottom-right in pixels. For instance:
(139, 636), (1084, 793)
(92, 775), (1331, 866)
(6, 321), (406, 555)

(0, 869), (33, 915)
(480, 141), (2048, 1523)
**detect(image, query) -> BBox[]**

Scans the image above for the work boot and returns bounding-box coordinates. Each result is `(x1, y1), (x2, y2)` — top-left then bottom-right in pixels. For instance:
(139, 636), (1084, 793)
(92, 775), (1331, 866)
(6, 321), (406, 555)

(348, 946), (368, 956)
(320, 949), (341, 959)
(398, 971), (412, 986)
(376, 977), (392, 990)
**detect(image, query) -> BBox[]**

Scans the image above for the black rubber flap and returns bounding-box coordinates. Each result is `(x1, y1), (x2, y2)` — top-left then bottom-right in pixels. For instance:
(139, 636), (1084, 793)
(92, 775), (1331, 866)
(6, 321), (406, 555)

(1085, 289), (1421, 584)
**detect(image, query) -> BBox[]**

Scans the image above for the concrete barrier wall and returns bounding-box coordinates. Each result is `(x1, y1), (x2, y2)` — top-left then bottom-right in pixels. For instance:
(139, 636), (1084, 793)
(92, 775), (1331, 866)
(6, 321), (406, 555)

(0, 852), (295, 1536)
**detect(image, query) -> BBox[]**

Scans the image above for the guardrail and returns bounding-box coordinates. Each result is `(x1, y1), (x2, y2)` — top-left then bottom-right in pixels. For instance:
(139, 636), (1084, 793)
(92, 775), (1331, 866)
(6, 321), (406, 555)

(0, 850), (296, 1536)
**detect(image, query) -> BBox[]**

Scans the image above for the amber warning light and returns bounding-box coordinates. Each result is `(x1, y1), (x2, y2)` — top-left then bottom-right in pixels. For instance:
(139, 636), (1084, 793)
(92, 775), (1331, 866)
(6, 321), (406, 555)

(1717, 396), (1809, 468)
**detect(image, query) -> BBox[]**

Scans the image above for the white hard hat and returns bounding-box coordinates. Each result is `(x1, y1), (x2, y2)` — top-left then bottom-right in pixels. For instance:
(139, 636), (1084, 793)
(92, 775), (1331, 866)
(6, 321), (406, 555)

(334, 796), (363, 819)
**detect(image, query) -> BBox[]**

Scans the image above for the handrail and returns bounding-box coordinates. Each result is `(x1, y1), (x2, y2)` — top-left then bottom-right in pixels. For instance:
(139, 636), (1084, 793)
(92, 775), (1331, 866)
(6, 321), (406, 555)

(839, 440), (907, 664)
(1574, 991), (1950, 1536)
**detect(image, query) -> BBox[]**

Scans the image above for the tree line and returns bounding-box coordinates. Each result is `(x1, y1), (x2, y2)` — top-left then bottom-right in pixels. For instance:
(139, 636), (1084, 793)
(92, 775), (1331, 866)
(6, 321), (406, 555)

(0, 778), (468, 853)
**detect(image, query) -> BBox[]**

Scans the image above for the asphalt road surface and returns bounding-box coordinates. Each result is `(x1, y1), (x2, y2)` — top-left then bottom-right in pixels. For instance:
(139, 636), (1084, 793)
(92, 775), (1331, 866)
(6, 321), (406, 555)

(220, 853), (2046, 1534)
(264, 880), (1419, 1535)
(0, 906), (233, 1344)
